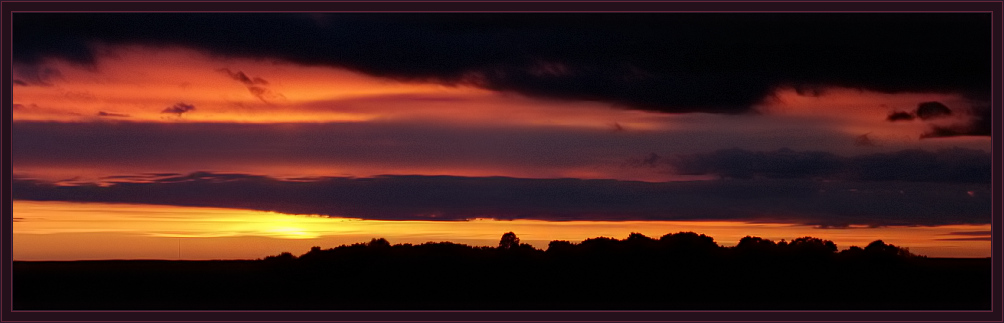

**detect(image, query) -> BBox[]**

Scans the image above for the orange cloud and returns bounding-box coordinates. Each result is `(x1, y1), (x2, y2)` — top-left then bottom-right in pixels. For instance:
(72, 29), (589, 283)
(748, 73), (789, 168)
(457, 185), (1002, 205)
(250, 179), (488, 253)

(12, 45), (671, 130)
(755, 86), (979, 143)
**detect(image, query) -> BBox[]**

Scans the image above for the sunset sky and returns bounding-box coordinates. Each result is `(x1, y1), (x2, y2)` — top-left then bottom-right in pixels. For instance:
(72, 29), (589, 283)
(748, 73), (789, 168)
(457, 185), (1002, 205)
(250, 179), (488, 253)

(11, 13), (992, 259)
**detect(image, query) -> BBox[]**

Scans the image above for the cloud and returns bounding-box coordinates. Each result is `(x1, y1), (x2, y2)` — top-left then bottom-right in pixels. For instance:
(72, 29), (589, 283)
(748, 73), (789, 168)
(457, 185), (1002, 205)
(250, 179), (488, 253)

(11, 103), (83, 116)
(13, 64), (62, 86)
(945, 230), (991, 236)
(935, 230), (991, 241)
(854, 133), (876, 147)
(216, 68), (283, 103)
(246, 86), (285, 103)
(217, 68), (269, 86)
(11, 172), (990, 227)
(12, 121), (991, 184)
(97, 111), (130, 117)
(922, 105), (991, 138)
(664, 148), (990, 183)
(886, 111), (915, 122)
(884, 101), (990, 138)
(625, 153), (662, 168)
(12, 13), (991, 113)
(161, 102), (195, 116)
(935, 237), (991, 241)
(915, 101), (952, 120)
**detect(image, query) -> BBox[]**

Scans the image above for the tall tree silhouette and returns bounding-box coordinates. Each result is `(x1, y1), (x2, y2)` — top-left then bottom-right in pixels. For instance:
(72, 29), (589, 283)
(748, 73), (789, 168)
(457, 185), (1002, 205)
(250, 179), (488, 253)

(499, 232), (520, 250)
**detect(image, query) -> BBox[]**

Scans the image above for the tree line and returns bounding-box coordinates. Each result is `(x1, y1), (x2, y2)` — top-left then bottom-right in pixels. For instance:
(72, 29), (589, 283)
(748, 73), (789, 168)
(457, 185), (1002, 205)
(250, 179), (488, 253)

(263, 231), (918, 262)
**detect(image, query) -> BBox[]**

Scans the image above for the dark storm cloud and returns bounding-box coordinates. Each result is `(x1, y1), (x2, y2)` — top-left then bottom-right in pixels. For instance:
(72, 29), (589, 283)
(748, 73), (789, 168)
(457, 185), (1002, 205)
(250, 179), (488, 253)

(665, 148), (990, 183)
(11, 172), (990, 227)
(161, 102), (195, 116)
(12, 13), (991, 113)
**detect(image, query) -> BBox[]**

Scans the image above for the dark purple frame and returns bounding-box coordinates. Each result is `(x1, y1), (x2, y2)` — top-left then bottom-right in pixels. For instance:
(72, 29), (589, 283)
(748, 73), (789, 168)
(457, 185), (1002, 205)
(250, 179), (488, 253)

(2, 1), (1001, 322)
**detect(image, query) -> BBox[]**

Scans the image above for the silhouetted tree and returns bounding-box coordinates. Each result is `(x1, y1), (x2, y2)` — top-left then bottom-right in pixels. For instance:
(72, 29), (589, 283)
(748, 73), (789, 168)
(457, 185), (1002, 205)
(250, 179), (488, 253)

(839, 246), (865, 258)
(368, 238), (391, 248)
(499, 232), (520, 250)
(627, 232), (654, 242)
(578, 237), (620, 254)
(546, 240), (575, 253)
(864, 240), (916, 258)
(735, 236), (776, 250)
(625, 232), (659, 251)
(788, 236), (838, 254)
(660, 232), (717, 248)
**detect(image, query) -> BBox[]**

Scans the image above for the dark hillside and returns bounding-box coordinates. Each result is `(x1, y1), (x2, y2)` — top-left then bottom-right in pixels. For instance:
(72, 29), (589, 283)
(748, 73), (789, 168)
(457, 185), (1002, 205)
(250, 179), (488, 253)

(13, 233), (991, 310)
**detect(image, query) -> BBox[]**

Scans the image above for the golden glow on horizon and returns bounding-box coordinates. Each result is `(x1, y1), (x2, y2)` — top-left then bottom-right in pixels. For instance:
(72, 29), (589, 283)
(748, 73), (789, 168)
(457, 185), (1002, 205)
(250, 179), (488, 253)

(13, 201), (991, 260)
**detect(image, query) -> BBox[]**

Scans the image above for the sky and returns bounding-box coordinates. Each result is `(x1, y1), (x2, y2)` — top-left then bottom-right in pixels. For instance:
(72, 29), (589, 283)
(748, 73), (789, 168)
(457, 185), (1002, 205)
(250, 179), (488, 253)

(11, 13), (992, 259)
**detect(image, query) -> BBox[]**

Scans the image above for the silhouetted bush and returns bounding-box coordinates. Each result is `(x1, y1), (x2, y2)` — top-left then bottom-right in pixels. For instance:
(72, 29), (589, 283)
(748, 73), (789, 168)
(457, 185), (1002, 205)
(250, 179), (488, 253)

(263, 252), (296, 262)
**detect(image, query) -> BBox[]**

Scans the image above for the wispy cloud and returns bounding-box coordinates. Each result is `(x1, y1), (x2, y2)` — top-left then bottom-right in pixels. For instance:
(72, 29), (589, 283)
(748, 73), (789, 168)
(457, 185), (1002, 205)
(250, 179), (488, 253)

(161, 102), (195, 116)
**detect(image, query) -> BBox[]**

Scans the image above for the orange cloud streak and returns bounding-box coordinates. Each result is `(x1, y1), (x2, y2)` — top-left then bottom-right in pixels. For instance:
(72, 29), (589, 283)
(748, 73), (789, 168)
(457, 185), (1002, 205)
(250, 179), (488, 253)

(13, 45), (670, 130)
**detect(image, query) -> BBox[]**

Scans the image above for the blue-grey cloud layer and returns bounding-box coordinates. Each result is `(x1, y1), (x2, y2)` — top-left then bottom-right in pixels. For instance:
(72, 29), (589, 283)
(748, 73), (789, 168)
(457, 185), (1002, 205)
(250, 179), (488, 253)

(662, 148), (989, 183)
(12, 172), (988, 226)
(13, 121), (990, 181)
